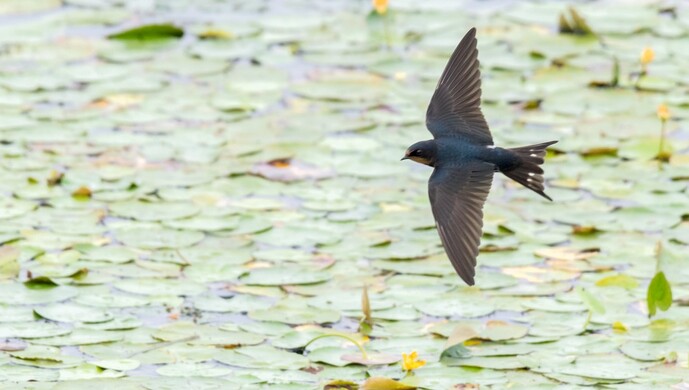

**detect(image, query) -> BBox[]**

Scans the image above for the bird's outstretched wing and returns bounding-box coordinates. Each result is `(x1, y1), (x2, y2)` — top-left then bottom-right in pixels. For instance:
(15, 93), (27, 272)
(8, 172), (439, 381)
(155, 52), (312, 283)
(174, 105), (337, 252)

(428, 161), (494, 285)
(426, 27), (492, 145)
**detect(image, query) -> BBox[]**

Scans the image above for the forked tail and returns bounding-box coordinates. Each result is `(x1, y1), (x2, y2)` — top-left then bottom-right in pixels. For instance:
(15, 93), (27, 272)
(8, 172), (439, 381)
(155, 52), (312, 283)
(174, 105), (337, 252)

(501, 141), (558, 201)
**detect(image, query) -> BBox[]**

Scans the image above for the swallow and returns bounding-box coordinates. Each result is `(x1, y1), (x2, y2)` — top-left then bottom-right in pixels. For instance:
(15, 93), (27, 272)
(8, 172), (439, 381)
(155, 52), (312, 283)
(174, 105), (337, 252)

(402, 27), (557, 286)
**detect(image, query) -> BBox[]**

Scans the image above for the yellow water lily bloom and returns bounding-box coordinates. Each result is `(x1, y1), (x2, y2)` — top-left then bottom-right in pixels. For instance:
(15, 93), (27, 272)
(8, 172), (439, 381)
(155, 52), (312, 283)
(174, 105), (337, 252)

(612, 321), (628, 332)
(373, 0), (388, 14)
(657, 103), (670, 121)
(401, 351), (425, 371)
(640, 47), (654, 66)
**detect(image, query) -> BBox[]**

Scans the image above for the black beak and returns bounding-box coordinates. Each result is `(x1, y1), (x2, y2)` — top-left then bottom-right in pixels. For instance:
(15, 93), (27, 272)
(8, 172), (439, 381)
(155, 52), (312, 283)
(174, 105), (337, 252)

(401, 156), (409, 161)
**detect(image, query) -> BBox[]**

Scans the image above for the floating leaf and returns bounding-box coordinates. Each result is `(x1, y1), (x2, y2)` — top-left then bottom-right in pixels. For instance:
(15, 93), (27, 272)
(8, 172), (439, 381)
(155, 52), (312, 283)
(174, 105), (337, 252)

(108, 24), (184, 40)
(647, 271), (672, 317)
(595, 274), (639, 289)
(240, 266), (331, 286)
(362, 377), (416, 390)
(340, 353), (400, 366)
(576, 287), (606, 315)
(34, 303), (113, 323)
(214, 345), (310, 370)
(0, 246), (20, 279)
(479, 321), (528, 341)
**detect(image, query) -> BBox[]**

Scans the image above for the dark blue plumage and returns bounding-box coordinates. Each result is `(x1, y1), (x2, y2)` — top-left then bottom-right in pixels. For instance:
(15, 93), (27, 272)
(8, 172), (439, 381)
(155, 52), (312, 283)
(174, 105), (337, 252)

(402, 28), (557, 285)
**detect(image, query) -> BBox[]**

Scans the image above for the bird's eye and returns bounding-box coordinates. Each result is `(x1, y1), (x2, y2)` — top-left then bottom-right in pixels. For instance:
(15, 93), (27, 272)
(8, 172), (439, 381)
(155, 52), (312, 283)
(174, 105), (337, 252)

(413, 149), (422, 156)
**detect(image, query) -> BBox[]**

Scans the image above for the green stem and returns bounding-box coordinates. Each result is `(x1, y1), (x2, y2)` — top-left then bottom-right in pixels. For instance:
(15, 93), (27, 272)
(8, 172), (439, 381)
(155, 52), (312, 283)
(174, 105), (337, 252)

(583, 310), (592, 331)
(304, 333), (368, 360)
(382, 13), (391, 48)
(658, 120), (666, 168)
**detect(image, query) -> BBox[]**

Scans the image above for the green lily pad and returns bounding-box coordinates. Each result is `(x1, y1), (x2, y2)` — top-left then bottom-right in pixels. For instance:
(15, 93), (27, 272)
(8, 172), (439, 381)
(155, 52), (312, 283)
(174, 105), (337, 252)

(91, 358), (141, 371)
(32, 328), (123, 346)
(240, 266), (331, 286)
(58, 364), (125, 380)
(34, 303), (113, 323)
(415, 299), (495, 318)
(0, 322), (72, 339)
(156, 362), (233, 377)
(449, 356), (529, 370)
(109, 201), (201, 221)
(108, 24), (183, 40)
(214, 345), (310, 370)
(10, 345), (82, 368)
(115, 228), (204, 249)
(114, 278), (206, 296)
(0, 283), (78, 305)
(194, 294), (272, 313)
(249, 304), (340, 325)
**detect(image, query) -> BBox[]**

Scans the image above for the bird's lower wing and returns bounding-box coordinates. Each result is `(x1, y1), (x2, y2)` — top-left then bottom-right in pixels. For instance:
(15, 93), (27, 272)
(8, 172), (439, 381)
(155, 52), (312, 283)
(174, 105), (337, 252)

(428, 161), (494, 285)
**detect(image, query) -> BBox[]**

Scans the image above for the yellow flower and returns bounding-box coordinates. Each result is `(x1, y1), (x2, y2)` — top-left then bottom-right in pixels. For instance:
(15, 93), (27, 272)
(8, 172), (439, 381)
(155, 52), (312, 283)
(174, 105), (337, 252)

(401, 351), (425, 371)
(612, 321), (628, 332)
(198, 28), (233, 40)
(640, 47), (654, 66)
(372, 0), (388, 14)
(657, 103), (670, 121)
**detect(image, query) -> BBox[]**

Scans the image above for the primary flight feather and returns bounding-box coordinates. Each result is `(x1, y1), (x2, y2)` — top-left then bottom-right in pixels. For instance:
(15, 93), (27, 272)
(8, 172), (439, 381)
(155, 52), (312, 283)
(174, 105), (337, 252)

(402, 27), (557, 285)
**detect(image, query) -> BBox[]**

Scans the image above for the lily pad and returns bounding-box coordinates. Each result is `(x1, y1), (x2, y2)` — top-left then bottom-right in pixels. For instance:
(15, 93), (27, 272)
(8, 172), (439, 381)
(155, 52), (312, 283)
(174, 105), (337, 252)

(240, 266), (331, 286)
(214, 345), (310, 370)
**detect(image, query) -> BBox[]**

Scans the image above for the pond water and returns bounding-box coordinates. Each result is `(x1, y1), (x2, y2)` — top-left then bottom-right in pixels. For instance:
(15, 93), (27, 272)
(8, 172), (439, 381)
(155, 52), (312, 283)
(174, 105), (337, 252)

(0, 0), (688, 388)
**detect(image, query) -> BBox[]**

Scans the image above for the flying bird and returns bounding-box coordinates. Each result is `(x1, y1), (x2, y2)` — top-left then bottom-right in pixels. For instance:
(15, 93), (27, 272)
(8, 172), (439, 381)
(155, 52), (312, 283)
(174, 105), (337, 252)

(402, 27), (557, 286)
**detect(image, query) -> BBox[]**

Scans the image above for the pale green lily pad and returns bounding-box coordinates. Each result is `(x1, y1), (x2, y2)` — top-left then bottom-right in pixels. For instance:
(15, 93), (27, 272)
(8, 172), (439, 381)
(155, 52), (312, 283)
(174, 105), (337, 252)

(252, 248), (313, 263)
(307, 346), (355, 367)
(115, 228), (205, 249)
(0, 198), (36, 219)
(416, 299), (495, 318)
(34, 303), (113, 323)
(114, 278), (206, 296)
(80, 246), (138, 263)
(0, 283), (78, 304)
(163, 216), (238, 231)
(620, 341), (689, 362)
(249, 304), (340, 325)
(470, 343), (536, 357)
(91, 359), (141, 371)
(480, 323), (529, 341)
(0, 365), (60, 381)
(522, 298), (587, 313)
(557, 363), (639, 381)
(78, 315), (142, 331)
(156, 363), (233, 377)
(32, 329), (123, 346)
(449, 356), (529, 370)
(240, 266), (331, 286)
(194, 294), (273, 313)
(0, 305), (35, 322)
(0, 322), (72, 339)
(109, 201), (201, 221)
(10, 345), (82, 368)
(214, 345), (310, 370)
(74, 293), (150, 308)
(58, 363), (125, 380)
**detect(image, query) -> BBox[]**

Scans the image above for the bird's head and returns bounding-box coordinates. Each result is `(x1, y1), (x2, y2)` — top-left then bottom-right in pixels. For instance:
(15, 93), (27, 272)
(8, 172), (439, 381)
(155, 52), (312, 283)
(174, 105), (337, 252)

(402, 140), (437, 167)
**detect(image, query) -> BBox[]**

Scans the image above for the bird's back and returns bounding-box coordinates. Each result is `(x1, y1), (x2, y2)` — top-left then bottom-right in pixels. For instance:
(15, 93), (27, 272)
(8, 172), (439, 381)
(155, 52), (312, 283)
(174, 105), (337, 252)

(435, 137), (490, 166)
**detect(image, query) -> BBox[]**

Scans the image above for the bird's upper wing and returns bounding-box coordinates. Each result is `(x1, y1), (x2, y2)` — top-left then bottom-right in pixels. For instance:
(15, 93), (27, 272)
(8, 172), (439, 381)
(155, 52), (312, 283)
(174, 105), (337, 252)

(426, 27), (492, 145)
(428, 161), (494, 285)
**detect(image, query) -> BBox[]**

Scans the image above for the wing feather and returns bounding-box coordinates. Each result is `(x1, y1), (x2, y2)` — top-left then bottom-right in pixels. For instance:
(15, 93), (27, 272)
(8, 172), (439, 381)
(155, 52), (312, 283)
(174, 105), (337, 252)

(426, 27), (492, 145)
(428, 162), (493, 285)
